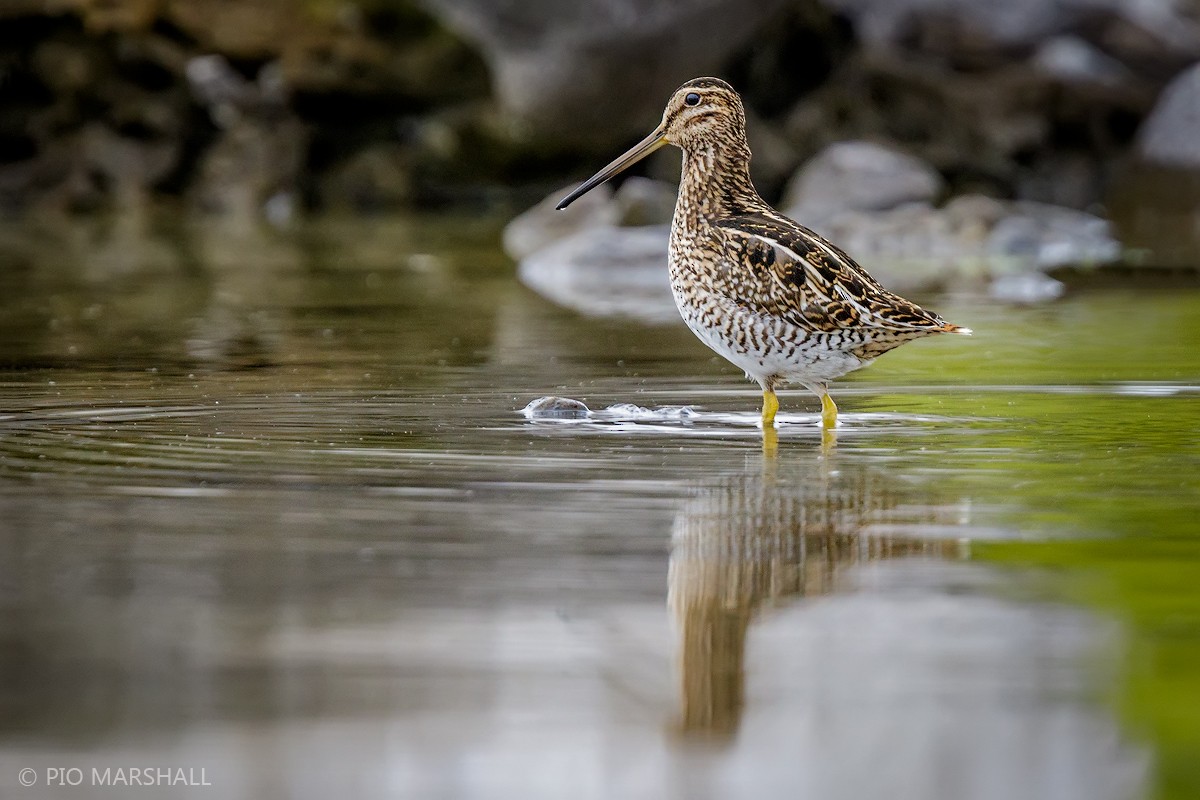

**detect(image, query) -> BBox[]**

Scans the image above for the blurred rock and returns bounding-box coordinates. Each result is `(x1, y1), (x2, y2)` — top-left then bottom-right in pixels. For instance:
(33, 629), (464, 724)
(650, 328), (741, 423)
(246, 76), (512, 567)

(510, 171), (1121, 318)
(417, 0), (788, 148)
(503, 183), (618, 261)
(0, 9), (198, 214)
(189, 114), (306, 221)
(822, 0), (1200, 68)
(1135, 61), (1200, 168)
(180, 54), (305, 220)
(163, 0), (487, 103)
(517, 225), (676, 322)
(2, 0), (1200, 225)
(782, 141), (944, 225)
(779, 0), (1200, 211)
(989, 273), (1066, 305)
(186, 55), (264, 122)
(809, 204), (981, 288)
(1032, 36), (1132, 88)
(0, 0), (491, 215)
(613, 177), (677, 227)
(319, 144), (414, 212)
(79, 123), (180, 207)
(262, 191), (296, 228)
(823, 0), (1062, 51)
(988, 201), (1121, 269)
(506, 176), (681, 320)
(813, 195), (1121, 290)
(943, 193), (1009, 228)
(503, 176), (677, 262)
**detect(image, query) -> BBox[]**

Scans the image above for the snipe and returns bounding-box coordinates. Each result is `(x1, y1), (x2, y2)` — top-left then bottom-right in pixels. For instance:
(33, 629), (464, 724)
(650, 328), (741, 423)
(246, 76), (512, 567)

(557, 77), (970, 430)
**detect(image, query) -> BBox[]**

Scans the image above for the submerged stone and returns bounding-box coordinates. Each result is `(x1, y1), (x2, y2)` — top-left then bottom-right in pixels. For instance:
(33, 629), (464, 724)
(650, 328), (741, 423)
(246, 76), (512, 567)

(522, 396), (591, 419)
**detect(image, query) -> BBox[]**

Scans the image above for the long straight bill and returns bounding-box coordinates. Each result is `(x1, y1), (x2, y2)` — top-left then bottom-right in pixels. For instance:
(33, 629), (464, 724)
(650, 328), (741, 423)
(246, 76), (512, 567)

(556, 129), (668, 210)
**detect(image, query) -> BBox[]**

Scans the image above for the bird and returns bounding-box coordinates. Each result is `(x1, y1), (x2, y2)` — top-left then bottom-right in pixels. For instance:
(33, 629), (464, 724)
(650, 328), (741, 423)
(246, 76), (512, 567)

(556, 77), (970, 430)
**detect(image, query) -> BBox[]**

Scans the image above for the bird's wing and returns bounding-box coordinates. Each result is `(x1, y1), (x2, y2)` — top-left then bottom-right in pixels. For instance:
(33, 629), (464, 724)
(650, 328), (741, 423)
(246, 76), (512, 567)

(713, 213), (953, 333)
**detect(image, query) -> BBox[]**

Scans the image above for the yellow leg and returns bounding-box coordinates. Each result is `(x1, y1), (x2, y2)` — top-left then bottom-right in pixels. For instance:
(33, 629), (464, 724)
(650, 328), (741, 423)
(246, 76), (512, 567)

(820, 392), (838, 429)
(761, 389), (779, 429)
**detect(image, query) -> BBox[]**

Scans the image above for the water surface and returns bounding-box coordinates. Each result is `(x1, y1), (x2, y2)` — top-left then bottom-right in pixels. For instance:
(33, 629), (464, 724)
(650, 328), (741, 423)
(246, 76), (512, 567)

(0, 216), (1197, 799)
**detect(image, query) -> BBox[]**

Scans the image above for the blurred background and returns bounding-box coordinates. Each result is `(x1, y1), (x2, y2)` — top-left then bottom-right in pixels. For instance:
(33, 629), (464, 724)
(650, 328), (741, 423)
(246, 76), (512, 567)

(0, 0), (1196, 237)
(1, 2), (1199, 799)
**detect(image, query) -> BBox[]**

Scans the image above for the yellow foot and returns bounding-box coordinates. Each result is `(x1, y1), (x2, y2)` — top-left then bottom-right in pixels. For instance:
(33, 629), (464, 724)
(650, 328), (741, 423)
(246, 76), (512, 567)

(761, 389), (779, 429)
(820, 393), (838, 429)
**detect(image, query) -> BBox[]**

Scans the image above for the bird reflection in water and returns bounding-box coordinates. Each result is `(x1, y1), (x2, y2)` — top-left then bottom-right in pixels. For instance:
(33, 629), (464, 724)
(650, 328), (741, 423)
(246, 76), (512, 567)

(667, 446), (963, 739)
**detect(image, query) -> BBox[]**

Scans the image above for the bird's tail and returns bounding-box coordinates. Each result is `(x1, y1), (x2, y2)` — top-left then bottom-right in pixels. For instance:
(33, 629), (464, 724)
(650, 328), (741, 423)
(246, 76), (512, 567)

(939, 323), (972, 335)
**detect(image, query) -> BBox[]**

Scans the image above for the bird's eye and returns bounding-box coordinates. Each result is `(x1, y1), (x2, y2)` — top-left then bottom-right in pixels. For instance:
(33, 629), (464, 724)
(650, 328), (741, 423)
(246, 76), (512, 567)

(684, 92), (701, 106)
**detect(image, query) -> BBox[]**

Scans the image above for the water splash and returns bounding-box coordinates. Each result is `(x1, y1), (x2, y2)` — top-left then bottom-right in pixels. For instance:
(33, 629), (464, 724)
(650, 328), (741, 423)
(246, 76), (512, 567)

(522, 396), (698, 422)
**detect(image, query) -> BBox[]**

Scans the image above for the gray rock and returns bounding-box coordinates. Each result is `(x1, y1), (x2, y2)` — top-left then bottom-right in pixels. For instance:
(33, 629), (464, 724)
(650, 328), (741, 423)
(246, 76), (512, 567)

(517, 225), (676, 322)
(186, 55), (289, 129)
(823, 0), (1062, 49)
(988, 201), (1120, 268)
(416, 0), (787, 147)
(1032, 36), (1133, 87)
(823, 0), (1200, 60)
(810, 204), (981, 289)
(507, 180), (679, 321)
(942, 194), (1009, 228)
(613, 177), (677, 227)
(989, 273), (1066, 305)
(502, 183), (618, 261)
(510, 177), (1118, 319)
(782, 141), (944, 226)
(503, 177), (677, 261)
(186, 55), (256, 118)
(809, 194), (1120, 291)
(777, 2), (1198, 213)
(1136, 61), (1200, 168)
(522, 396), (592, 419)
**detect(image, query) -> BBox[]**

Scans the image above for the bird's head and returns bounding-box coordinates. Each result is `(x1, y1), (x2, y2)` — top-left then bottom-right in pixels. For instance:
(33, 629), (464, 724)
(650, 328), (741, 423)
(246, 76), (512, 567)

(658, 77), (747, 150)
(556, 77), (747, 210)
